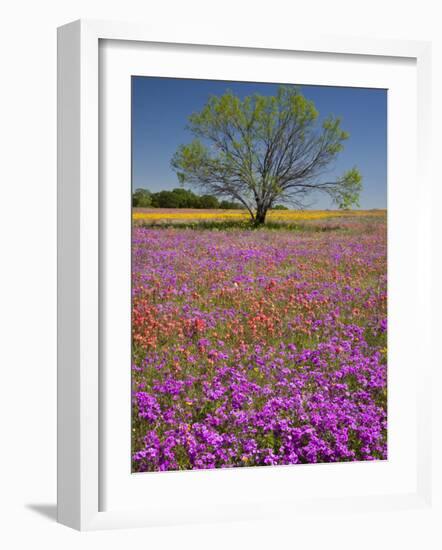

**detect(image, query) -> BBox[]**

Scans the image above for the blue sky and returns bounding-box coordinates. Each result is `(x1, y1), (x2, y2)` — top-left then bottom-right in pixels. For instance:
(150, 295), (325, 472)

(132, 77), (387, 209)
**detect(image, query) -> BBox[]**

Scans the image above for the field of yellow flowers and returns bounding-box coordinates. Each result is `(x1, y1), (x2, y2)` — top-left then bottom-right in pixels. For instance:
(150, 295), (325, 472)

(133, 208), (386, 224)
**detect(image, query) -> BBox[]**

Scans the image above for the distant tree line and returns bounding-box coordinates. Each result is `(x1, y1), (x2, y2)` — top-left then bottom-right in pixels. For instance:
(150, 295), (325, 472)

(132, 187), (288, 210)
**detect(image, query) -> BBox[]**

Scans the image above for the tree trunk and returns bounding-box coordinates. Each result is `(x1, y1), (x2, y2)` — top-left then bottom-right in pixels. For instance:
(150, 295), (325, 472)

(254, 207), (268, 225)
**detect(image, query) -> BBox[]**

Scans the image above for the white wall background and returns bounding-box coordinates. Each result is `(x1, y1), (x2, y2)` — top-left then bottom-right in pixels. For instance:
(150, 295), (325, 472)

(0, 1), (440, 548)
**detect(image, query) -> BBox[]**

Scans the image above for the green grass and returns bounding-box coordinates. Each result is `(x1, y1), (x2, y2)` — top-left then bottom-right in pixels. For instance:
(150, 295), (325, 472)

(137, 219), (346, 232)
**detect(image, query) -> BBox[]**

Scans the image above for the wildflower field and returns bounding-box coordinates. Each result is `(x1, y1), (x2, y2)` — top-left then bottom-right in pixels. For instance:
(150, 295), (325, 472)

(131, 211), (387, 472)
(133, 207), (386, 225)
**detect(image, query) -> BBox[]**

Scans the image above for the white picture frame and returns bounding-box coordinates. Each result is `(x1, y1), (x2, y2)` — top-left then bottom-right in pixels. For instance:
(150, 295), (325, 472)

(57, 19), (433, 531)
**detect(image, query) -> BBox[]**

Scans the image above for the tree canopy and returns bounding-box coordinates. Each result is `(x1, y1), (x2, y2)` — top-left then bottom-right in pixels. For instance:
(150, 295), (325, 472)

(171, 86), (362, 224)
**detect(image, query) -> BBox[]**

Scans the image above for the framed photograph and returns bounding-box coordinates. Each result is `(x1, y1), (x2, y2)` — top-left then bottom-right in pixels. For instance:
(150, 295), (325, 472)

(57, 19), (433, 530)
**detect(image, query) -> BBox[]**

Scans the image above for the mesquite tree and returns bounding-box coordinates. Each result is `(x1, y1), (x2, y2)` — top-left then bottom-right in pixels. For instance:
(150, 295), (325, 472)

(171, 86), (362, 224)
